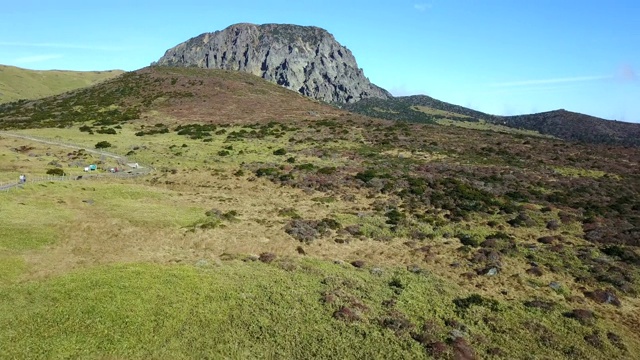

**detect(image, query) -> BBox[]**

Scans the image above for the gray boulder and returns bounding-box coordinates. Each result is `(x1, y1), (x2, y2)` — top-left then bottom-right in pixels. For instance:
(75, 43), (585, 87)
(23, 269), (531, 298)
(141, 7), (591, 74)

(155, 23), (391, 104)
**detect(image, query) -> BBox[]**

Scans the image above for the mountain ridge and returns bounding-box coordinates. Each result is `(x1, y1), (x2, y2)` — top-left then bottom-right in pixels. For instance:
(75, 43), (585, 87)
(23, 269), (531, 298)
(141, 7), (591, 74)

(344, 95), (640, 146)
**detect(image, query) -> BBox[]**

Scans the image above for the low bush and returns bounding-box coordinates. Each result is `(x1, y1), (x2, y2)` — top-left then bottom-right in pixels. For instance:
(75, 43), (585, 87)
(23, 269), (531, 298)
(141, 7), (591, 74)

(46, 168), (65, 176)
(95, 141), (112, 149)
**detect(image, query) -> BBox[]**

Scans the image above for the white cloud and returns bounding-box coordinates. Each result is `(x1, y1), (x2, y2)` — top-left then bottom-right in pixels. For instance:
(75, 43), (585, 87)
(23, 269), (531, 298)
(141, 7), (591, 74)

(489, 75), (612, 88)
(13, 54), (63, 63)
(414, 3), (432, 12)
(0, 41), (125, 52)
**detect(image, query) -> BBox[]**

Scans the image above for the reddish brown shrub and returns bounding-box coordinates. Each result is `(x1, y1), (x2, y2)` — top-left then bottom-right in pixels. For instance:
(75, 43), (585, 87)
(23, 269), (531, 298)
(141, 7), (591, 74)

(258, 252), (277, 263)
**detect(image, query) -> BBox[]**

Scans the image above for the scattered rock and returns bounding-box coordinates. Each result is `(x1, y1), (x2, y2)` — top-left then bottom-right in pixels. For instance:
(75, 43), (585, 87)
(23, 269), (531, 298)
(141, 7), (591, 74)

(549, 281), (563, 291)
(584, 289), (621, 306)
(478, 267), (499, 276)
(370, 267), (384, 276)
(82, 199), (95, 205)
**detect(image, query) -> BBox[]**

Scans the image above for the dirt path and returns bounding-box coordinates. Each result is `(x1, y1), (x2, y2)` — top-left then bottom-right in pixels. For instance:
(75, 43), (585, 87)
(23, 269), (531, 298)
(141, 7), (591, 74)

(0, 131), (152, 191)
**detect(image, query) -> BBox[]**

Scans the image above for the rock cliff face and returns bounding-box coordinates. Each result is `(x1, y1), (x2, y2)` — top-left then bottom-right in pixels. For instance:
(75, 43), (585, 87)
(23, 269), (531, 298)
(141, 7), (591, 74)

(155, 23), (391, 104)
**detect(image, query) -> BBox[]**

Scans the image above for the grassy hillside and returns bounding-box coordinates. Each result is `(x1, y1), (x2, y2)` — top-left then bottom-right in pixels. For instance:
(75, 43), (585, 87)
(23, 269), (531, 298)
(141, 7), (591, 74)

(0, 67), (639, 359)
(0, 64), (123, 104)
(345, 95), (640, 147)
(499, 109), (640, 146)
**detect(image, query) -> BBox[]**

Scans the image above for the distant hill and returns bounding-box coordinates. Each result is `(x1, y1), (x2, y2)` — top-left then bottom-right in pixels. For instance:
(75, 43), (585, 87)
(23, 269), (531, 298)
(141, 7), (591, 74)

(343, 95), (493, 124)
(155, 23), (391, 104)
(345, 95), (640, 146)
(0, 65), (123, 104)
(0, 66), (344, 129)
(498, 109), (640, 146)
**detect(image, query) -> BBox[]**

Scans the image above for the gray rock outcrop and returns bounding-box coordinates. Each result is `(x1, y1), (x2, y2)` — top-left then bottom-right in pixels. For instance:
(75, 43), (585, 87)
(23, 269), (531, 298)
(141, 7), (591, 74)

(155, 23), (391, 104)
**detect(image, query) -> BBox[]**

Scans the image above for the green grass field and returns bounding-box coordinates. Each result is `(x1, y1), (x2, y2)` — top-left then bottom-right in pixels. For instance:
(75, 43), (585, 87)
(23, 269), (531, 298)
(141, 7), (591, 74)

(0, 65), (123, 104)
(1, 259), (631, 359)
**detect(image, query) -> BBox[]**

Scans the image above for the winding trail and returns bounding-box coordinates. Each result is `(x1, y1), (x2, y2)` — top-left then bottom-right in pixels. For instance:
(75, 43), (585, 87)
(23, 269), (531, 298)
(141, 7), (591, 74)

(0, 131), (153, 191)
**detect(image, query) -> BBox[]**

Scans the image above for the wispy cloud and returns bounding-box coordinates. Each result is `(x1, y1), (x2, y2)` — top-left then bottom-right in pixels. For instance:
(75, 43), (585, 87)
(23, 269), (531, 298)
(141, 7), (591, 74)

(414, 3), (432, 12)
(489, 75), (612, 88)
(0, 41), (125, 52)
(618, 64), (637, 82)
(13, 54), (63, 63)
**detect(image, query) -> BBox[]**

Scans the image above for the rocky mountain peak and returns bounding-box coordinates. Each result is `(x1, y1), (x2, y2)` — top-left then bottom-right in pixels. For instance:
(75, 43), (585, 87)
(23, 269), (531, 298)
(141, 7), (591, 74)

(155, 23), (391, 104)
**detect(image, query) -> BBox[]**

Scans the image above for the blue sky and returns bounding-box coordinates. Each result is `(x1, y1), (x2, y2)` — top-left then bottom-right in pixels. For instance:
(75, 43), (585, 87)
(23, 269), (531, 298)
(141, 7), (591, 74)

(1, 0), (639, 122)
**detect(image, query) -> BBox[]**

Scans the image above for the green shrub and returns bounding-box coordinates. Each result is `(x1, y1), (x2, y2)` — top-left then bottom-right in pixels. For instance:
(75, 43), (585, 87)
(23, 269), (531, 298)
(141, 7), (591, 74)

(46, 168), (65, 176)
(295, 163), (315, 171)
(96, 128), (117, 135)
(317, 167), (336, 175)
(95, 141), (112, 149)
(255, 168), (279, 177)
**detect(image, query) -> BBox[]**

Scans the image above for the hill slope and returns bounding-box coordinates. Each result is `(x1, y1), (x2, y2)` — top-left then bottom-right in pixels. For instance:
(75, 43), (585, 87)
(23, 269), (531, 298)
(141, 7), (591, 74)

(0, 65), (123, 104)
(345, 95), (640, 146)
(0, 65), (639, 359)
(0, 66), (344, 129)
(499, 109), (640, 146)
(155, 23), (391, 104)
